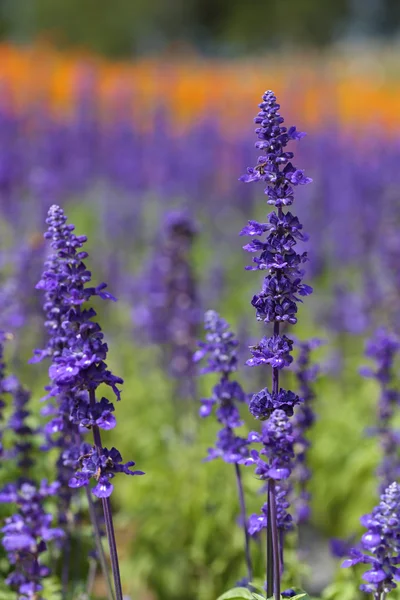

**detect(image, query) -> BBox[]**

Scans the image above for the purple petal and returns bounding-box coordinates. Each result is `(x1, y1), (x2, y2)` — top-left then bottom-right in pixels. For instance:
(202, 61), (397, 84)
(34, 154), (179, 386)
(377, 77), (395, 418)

(363, 569), (386, 583)
(92, 477), (113, 498)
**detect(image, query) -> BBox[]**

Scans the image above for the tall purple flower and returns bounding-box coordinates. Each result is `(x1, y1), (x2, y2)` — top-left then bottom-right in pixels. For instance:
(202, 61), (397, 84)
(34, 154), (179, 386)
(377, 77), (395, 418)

(342, 482), (400, 599)
(240, 90), (312, 598)
(0, 334), (64, 599)
(135, 210), (199, 398)
(195, 310), (252, 581)
(292, 338), (322, 524)
(0, 331), (10, 460)
(32, 205), (120, 598)
(4, 374), (35, 471)
(36, 205), (144, 600)
(361, 328), (400, 492)
(1, 481), (65, 600)
(36, 205), (142, 496)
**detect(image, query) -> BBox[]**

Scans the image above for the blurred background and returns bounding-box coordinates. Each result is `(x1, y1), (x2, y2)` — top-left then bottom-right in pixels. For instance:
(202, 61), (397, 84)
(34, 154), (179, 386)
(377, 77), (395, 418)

(0, 0), (400, 55)
(0, 1), (400, 599)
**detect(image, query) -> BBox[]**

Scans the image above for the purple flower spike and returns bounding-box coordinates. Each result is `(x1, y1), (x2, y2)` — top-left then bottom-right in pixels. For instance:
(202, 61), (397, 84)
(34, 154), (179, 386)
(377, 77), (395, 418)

(36, 205), (144, 600)
(240, 90), (312, 596)
(0, 482), (64, 598)
(291, 338), (322, 524)
(36, 205), (142, 497)
(133, 210), (199, 398)
(195, 311), (253, 581)
(361, 328), (400, 492)
(195, 310), (248, 464)
(343, 482), (400, 597)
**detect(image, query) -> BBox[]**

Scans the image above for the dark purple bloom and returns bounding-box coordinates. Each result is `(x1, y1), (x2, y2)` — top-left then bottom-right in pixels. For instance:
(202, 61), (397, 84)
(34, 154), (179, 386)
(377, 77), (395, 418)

(36, 205), (142, 498)
(70, 394), (116, 431)
(194, 309), (239, 375)
(248, 483), (292, 536)
(205, 428), (249, 464)
(247, 335), (294, 369)
(249, 388), (301, 420)
(69, 446), (144, 498)
(342, 482), (400, 597)
(246, 410), (295, 482)
(195, 311), (248, 463)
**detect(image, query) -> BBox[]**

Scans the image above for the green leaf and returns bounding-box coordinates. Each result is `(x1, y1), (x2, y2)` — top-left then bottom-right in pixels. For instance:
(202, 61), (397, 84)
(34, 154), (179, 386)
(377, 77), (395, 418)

(265, 595), (309, 600)
(252, 594), (266, 600)
(217, 588), (255, 600)
(248, 582), (266, 594)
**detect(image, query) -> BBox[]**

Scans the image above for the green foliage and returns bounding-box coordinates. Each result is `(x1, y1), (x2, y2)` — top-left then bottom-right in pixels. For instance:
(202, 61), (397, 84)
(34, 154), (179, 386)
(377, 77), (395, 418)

(216, 590), (309, 600)
(0, 0), (380, 56)
(217, 588), (255, 600)
(0, 199), (392, 599)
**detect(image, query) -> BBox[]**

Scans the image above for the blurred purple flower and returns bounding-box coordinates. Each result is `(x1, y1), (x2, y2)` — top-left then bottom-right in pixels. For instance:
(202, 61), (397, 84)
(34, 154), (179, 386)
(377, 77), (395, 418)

(342, 482), (400, 596)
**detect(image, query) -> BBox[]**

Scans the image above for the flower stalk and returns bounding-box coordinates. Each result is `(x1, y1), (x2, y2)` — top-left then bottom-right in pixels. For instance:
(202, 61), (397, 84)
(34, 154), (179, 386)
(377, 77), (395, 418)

(35, 205), (144, 599)
(195, 310), (252, 583)
(240, 90), (312, 598)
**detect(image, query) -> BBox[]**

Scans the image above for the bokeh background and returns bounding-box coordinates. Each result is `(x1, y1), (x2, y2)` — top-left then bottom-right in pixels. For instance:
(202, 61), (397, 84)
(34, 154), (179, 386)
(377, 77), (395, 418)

(1, 2), (400, 599)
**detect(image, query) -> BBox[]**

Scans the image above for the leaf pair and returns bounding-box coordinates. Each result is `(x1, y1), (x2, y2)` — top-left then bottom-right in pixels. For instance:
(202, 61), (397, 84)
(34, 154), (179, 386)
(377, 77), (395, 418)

(217, 587), (309, 600)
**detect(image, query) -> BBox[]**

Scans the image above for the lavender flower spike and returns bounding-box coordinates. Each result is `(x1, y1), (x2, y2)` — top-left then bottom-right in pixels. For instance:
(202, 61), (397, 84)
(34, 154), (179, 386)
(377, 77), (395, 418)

(361, 328), (400, 492)
(292, 338), (322, 524)
(1, 482), (65, 600)
(0, 333), (64, 599)
(240, 90), (312, 599)
(342, 482), (400, 600)
(135, 210), (199, 399)
(38, 205), (144, 600)
(195, 310), (252, 582)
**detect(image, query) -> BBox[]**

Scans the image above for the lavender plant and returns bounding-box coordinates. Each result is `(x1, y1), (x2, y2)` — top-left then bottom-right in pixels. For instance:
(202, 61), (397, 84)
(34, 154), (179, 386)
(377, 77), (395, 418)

(292, 339), (322, 524)
(360, 328), (400, 492)
(239, 90), (312, 598)
(135, 210), (199, 399)
(195, 310), (252, 582)
(0, 333), (64, 599)
(343, 481), (400, 600)
(35, 204), (144, 600)
(32, 205), (117, 598)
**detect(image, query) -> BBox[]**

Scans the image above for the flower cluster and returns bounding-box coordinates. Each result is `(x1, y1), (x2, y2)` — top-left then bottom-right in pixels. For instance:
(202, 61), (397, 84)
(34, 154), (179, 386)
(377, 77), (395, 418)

(246, 410), (294, 533)
(36, 205), (142, 497)
(343, 482), (400, 596)
(194, 310), (249, 463)
(4, 374), (34, 471)
(1, 481), (64, 600)
(195, 310), (253, 582)
(0, 331), (10, 461)
(69, 445), (144, 498)
(248, 485), (292, 536)
(240, 91), (312, 587)
(0, 334), (63, 599)
(361, 328), (400, 492)
(292, 338), (322, 523)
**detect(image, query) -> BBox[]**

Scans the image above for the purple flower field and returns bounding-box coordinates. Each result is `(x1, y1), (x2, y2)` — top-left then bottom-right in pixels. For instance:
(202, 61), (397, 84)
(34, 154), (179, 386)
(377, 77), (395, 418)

(0, 85), (400, 600)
